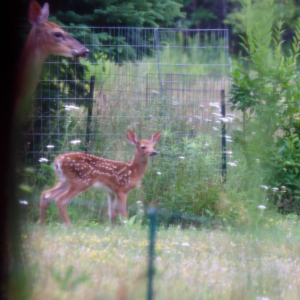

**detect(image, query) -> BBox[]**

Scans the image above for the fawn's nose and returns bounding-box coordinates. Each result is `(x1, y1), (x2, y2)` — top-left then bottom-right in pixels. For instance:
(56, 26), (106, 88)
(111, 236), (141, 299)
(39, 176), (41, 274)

(150, 151), (157, 156)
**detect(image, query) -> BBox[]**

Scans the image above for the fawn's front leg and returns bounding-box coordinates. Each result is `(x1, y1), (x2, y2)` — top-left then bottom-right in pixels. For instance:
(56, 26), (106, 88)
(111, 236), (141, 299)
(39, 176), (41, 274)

(40, 181), (68, 226)
(116, 192), (128, 223)
(107, 193), (117, 227)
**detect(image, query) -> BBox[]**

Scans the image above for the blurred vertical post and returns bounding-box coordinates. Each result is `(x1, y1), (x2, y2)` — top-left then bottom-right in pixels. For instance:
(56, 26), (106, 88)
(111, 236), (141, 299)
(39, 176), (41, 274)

(147, 208), (157, 300)
(85, 75), (95, 153)
(221, 89), (227, 181)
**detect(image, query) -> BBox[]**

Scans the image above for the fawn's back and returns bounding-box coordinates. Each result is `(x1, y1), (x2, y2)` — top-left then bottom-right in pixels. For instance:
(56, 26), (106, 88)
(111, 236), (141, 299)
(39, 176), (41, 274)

(55, 153), (139, 193)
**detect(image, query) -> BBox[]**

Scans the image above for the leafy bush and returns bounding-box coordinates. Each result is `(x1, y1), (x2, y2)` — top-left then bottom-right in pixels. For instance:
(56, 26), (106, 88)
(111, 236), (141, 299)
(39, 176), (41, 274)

(229, 0), (300, 212)
(140, 133), (223, 225)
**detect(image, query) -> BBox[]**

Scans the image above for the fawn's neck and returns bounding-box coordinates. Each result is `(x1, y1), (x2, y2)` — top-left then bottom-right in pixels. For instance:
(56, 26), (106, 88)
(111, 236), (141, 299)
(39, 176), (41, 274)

(130, 151), (149, 178)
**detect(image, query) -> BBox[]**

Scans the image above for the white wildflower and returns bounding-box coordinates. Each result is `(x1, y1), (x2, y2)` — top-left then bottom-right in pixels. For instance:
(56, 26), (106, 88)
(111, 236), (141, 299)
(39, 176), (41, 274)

(258, 205), (266, 210)
(70, 140), (81, 144)
(181, 242), (190, 247)
(261, 185), (268, 190)
(46, 145), (54, 148)
(19, 200), (28, 205)
(156, 172), (161, 175)
(65, 105), (79, 110)
(219, 117), (229, 122)
(209, 103), (220, 108)
(179, 156), (185, 159)
(39, 157), (48, 163)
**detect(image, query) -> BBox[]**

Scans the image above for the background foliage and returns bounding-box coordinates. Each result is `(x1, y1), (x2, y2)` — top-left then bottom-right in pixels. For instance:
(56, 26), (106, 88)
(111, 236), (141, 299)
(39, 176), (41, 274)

(229, 0), (300, 213)
(20, 0), (300, 224)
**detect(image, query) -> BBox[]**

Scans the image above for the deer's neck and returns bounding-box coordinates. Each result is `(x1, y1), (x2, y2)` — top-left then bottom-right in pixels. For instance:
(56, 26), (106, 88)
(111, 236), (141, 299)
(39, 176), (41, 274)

(130, 152), (149, 179)
(16, 29), (48, 106)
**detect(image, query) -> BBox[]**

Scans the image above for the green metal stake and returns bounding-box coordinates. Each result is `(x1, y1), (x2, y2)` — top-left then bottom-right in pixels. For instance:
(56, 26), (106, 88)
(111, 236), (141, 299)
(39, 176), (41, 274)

(147, 207), (157, 300)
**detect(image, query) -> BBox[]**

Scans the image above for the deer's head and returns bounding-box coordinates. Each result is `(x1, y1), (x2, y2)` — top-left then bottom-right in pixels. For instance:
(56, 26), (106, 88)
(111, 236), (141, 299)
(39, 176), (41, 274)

(127, 130), (162, 157)
(28, 1), (89, 59)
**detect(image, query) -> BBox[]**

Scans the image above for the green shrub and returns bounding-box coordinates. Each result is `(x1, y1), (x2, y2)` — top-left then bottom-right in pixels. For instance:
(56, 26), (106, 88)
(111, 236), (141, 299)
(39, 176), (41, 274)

(229, 0), (300, 213)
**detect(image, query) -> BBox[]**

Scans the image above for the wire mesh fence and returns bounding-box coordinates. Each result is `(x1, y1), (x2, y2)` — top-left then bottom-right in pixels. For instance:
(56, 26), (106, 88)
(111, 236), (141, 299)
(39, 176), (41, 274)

(23, 27), (233, 220)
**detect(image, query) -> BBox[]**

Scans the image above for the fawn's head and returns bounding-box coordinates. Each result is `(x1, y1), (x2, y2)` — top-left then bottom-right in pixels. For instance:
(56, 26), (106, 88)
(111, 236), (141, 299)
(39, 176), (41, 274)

(28, 1), (89, 59)
(127, 130), (162, 157)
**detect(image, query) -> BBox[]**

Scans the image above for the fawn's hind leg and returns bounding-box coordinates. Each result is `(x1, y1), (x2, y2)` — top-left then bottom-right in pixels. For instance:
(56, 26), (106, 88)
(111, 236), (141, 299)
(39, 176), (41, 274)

(55, 185), (88, 227)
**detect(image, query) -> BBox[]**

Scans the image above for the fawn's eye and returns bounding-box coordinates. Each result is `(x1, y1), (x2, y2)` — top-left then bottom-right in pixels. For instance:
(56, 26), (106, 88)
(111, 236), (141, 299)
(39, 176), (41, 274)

(53, 32), (63, 38)
(141, 146), (146, 150)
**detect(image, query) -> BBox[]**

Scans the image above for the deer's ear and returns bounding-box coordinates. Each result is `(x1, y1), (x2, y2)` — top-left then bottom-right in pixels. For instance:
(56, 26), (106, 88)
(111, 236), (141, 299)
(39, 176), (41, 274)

(40, 3), (49, 23)
(149, 131), (162, 144)
(127, 130), (139, 146)
(28, 1), (49, 26)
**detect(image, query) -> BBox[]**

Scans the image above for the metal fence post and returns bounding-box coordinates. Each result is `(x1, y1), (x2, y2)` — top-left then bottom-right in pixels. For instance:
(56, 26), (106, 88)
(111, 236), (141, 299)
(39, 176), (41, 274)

(221, 89), (227, 181)
(147, 207), (157, 300)
(85, 75), (95, 153)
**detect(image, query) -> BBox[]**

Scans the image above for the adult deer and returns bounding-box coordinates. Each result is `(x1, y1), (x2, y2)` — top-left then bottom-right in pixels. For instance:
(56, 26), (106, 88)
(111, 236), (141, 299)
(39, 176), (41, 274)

(16, 1), (89, 107)
(40, 130), (162, 227)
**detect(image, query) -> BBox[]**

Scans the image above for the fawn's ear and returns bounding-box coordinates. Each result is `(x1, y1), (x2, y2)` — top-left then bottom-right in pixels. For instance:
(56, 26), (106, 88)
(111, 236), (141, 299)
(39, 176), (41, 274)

(28, 1), (49, 26)
(149, 131), (162, 144)
(127, 130), (139, 146)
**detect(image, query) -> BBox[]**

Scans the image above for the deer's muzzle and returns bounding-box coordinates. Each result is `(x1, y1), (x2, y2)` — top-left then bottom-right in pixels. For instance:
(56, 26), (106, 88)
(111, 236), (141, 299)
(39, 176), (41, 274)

(150, 151), (157, 156)
(72, 47), (89, 58)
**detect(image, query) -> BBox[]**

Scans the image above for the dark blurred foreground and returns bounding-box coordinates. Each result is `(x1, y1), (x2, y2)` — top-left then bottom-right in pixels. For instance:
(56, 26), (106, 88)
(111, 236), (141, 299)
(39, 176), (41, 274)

(0, 0), (31, 299)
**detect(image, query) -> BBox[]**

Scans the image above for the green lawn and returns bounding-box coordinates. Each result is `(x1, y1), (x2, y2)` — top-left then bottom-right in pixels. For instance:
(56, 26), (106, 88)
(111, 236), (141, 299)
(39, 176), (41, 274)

(23, 217), (300, 300)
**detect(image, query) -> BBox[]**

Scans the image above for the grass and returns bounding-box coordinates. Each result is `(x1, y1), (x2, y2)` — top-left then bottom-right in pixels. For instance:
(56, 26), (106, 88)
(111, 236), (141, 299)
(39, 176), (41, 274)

(22, 215), (300, 300)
